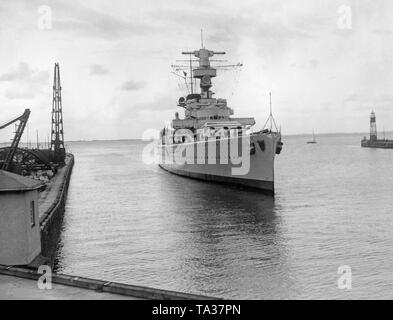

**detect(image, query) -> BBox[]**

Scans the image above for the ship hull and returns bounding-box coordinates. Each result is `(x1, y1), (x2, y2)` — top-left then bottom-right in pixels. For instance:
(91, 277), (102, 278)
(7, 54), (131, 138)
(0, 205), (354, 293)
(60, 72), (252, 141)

(159, 163), (274, 194)
(157, 132), (280, 195)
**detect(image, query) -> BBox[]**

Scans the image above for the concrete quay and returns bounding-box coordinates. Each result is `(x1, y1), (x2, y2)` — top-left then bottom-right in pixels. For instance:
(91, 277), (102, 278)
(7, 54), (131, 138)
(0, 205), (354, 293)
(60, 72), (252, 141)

(0, 265), (219, 300)
(1, 154), (221, 300)
(38, 154), (74, 266)
(0, 274), (135, 300)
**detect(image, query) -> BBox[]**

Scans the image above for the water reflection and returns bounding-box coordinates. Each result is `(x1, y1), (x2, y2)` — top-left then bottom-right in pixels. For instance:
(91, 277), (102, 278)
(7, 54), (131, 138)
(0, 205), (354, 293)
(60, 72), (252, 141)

(55, 138), (393, 299)
(155, 171), (288, 298)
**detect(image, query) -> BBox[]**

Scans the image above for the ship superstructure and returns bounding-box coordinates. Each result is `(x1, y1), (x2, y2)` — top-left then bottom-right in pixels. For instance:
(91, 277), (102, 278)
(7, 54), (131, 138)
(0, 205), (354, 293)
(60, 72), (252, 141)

(158, 46), (283, 194)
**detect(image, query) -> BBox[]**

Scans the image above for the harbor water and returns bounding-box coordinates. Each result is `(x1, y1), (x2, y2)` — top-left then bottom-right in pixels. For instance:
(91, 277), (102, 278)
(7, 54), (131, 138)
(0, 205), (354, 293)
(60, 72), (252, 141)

(55, 134), (393, 299)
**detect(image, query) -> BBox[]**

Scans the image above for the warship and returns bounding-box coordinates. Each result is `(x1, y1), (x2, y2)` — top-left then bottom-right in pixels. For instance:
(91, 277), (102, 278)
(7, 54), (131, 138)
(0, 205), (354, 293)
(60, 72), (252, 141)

(157, 45), (283, 194)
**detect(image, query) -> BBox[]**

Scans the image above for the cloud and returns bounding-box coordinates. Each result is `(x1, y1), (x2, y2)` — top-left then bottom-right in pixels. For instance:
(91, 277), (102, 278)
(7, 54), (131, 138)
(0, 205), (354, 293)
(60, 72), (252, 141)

(2, 0), (393, 138)
(309, 59), (319, 68)
(50, 2), (157, 39)
(4, 88), (36, 100)
(107, 91), (176, 122)
(291, 59), (319, 69)
(121, 80), (146, 91)
(344, 93), (393, 112)
(136, 92), (177, 112)
(0, 63), (48, 84)
(90, 64), (109, 75)
(373, 28), (393, 36)
(0, 63), (49, 100)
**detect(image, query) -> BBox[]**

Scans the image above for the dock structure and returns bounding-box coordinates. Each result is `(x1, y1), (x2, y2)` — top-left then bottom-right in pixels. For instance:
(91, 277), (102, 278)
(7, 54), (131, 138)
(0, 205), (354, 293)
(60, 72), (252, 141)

(361, 111), (393, 149)
(0, 265), (220, 300)
(38, 153), (74, 266)
(0, 149), (219, 300)
(0, 62), (74, 268)
(0, 170), (43, 266)
(0, 153), (220, 300)
(0, 61), (219, 300)
(0, 273), (135, 300)
(0, 154), (74, 267)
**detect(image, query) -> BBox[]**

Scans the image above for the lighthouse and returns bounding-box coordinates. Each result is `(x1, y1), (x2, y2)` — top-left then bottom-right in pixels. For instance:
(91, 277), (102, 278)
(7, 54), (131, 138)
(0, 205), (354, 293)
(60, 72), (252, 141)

(362, 110), (393, 148)
(370, 110), (377, 141)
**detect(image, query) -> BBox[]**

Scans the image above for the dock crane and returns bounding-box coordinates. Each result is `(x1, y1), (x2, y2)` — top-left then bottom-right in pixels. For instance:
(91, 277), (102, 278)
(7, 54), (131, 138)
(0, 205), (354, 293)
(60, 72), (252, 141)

(0, 109), (30, 171)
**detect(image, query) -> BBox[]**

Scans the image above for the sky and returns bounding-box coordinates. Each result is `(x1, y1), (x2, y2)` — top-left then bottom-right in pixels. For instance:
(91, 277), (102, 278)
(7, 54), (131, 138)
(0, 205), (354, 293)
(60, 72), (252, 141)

(1, 0), (393, 142)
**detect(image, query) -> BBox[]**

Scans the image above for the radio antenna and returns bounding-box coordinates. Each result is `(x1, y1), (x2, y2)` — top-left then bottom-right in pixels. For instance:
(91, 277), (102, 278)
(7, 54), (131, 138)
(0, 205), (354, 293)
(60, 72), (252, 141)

(189, 54), (193, 94)
(262, 92), (279, 132)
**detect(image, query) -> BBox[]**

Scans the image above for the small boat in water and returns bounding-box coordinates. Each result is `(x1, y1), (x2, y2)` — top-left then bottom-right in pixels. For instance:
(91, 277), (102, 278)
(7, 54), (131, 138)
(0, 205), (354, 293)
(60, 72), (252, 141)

(307, 130), (317, 144)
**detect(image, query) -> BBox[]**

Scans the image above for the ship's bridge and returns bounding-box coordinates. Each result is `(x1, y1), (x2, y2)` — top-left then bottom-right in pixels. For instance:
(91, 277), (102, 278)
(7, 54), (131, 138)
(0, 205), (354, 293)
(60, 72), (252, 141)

(170, 45), (255, 137)
(171, 121), (252, 144)
(172, 116), (255, 130)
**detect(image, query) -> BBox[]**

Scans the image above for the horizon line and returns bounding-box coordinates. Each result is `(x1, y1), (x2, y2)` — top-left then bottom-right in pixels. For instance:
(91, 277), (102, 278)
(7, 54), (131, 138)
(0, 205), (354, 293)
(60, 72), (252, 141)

(0, 131), (377, 144)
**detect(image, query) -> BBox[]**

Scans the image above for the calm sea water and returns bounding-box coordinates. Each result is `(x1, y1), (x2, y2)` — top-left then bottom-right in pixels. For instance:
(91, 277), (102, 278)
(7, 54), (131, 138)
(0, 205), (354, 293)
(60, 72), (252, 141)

(55, 134), (393, 299)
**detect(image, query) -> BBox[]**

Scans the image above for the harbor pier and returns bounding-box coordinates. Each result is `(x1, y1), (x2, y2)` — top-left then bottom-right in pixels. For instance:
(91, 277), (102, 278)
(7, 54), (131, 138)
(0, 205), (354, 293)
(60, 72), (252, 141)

(0, 154), (219, 300)
(1, 152), (219, 300)
(361, 111), (393, 149)
(38, 154), (74, 266)
(0, 265), (219, 300)
(0, 153), (74, 267)
(0, 60), (220, 300)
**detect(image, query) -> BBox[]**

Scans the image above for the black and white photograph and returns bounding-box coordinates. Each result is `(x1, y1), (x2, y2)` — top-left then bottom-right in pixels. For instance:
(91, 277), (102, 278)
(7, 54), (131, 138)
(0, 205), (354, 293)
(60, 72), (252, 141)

(0, 0), (392, 306)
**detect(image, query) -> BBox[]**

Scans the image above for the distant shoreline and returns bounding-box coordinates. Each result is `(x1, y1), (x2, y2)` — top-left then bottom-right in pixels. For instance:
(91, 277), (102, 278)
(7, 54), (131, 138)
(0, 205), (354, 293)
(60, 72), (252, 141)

(1, 132), (390, 145)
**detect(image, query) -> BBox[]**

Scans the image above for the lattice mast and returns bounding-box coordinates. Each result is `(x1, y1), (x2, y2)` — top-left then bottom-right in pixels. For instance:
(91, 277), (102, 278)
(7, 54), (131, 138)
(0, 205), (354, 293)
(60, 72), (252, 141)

(181, 48), (225, 99)
(171, 32), (242, 96)
(50, 63), (65, 164)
